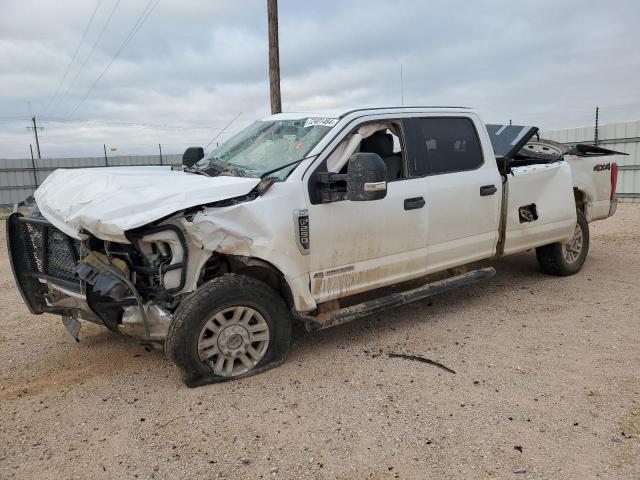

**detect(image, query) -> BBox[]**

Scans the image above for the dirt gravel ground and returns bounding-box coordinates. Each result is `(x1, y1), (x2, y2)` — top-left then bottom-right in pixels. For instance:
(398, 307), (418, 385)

(1, 205), (639, 480)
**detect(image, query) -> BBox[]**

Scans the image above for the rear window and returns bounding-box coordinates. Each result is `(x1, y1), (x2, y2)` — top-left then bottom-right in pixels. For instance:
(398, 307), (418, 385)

(417, 118), (483, 175)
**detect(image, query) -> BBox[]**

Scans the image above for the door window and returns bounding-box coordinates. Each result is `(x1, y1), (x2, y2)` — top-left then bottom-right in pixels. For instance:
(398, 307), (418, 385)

(325, 122), (407, 180)
(410, 117), (484, 175)
(309, 121), (411, 204)
(354, 127), (406, 181)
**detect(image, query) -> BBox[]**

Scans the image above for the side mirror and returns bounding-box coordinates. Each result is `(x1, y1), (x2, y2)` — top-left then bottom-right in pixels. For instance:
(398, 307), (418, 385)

(346, 152), (387, 201)
(182, 147), (204, 168)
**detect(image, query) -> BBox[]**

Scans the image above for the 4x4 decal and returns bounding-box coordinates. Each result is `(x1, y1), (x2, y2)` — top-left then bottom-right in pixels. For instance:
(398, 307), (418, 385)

(593, 163), (611, 172)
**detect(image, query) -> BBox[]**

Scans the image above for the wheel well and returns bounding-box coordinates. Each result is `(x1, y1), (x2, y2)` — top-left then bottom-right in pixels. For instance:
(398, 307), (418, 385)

(200, 254), (295, 311)
(574, 188), (587, 212)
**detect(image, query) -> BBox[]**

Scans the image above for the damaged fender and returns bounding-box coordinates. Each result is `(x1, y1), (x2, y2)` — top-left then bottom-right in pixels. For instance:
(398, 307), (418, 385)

(174, 184), (317, 312)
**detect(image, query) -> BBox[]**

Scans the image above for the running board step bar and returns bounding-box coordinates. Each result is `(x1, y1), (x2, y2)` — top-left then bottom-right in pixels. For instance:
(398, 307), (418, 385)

(302, 267), (496, 332)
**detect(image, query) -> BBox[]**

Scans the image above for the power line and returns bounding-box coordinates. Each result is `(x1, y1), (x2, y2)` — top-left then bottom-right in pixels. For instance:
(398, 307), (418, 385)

(0, 116), (30, 121)
(43, 0), (103, 114)
(40, 116), (239, 132)
(66, 0), (160, 118)
(52, 0), (122, 113)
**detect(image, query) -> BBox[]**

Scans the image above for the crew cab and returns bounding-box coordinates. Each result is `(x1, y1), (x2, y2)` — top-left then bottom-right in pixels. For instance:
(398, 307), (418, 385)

(7, 106), (624, 387)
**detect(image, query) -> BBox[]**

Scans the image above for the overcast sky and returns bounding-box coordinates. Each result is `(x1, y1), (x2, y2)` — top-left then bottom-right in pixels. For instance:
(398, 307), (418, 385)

(1, 0), (639, 158)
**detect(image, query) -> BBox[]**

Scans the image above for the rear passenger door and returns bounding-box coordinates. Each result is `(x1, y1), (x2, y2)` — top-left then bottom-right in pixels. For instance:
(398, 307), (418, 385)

(405, 116), (502, 273)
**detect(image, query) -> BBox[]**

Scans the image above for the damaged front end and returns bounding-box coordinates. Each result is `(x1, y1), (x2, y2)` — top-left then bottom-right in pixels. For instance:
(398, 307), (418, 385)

(6, 212), (188, 347)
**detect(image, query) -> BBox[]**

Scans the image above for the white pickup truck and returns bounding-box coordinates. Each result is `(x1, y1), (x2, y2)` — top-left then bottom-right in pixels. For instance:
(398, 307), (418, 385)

(7, 106), (624, 387)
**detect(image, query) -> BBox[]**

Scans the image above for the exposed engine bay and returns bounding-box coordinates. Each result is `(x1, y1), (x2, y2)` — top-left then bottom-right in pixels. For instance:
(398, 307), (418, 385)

(7, 201), (228, 348)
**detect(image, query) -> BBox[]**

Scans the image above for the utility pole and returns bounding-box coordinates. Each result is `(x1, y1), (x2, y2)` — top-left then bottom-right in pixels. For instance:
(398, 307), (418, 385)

(103, 144), (109, 166)
(158, 143), (163, 165)
(27, 116), (43, 159)
(267, 0), (281, 114)
(29, 144), (38, 188)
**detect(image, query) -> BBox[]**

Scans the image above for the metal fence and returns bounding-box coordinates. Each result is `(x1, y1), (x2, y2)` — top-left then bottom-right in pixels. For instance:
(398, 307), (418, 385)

(0, 153), (182, 207)
(542, 120), (640, 203)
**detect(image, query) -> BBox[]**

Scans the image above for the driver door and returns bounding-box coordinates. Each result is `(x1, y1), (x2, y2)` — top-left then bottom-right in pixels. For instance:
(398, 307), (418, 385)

(306, 119), (429, 304)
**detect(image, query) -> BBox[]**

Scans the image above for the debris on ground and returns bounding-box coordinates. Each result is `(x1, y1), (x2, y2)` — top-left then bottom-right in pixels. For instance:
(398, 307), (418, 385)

(387, 352), (456, 374)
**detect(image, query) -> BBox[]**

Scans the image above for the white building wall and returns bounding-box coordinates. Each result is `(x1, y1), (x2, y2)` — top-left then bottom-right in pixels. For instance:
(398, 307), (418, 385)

(542, 120), (640, 203)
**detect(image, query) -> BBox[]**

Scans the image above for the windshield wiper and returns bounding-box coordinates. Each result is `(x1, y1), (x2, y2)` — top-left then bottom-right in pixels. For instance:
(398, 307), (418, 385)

(218, 164), (252, 177)
(186, 165), (211, 177)
(260, 156), (312, 179)
(188, 158), (250, 178)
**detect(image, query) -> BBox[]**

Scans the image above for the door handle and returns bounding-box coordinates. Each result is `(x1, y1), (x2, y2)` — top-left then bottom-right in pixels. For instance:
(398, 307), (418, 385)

(480, 185), (497, 196)
(404, 196), (425, 210)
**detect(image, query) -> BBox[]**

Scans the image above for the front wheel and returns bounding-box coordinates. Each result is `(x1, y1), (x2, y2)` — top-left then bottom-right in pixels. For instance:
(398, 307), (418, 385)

(165, 274), (292, 387)
(536, 209), (589, 276)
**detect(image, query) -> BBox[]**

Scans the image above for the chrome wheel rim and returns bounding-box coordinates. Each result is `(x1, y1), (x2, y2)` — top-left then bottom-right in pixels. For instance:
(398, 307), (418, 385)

(197, 306), (270, 377)
(562, 223), (583, 264)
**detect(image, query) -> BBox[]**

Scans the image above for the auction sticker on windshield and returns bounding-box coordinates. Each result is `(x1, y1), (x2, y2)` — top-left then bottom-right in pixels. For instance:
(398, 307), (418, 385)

(304, 117), (339, 128)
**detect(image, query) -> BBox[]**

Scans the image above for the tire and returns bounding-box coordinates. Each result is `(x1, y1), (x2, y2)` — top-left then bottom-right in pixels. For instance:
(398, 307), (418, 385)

(165, 273), (291, 387)
(535, 209), (589, 276)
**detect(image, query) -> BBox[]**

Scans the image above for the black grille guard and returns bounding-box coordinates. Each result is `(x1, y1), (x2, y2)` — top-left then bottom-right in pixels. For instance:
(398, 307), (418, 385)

(7, 213), (83, 315)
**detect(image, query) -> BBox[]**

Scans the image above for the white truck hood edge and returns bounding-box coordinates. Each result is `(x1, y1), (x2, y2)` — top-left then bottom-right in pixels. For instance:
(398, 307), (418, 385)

(34, 167), (261, 242)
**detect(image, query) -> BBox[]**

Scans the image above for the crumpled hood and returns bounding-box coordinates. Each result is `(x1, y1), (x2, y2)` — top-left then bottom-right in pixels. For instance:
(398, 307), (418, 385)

(34, 166), (261, 242)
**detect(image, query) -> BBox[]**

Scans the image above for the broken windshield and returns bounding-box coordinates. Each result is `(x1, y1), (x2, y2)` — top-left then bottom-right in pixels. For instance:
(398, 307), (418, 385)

(195, 118), (338, 180)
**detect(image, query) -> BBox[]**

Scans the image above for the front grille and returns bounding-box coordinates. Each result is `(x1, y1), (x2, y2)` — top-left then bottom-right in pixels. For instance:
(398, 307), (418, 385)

(18, 218), (81, 284)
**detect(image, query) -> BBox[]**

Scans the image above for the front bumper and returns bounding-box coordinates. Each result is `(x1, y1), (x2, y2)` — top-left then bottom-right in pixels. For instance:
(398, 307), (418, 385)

(6, 213), (98, 321)
(7, 213), (172, 343)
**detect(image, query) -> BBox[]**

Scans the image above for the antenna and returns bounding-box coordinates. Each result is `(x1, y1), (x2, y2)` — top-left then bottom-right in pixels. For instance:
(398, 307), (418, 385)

(205, 112), (242, 151)
(400, 64), (404, 106)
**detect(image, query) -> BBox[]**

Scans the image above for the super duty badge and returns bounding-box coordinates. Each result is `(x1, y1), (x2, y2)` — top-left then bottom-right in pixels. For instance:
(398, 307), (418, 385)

(293, 209), (310, 255)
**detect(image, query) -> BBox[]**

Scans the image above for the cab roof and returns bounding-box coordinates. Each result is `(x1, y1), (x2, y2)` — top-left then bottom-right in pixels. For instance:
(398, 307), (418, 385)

(264, 105), (472, 121)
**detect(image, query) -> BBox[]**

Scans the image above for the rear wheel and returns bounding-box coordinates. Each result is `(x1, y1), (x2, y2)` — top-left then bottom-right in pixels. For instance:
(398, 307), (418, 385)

(536, 209), (589, 276)
(166, 274), (291, 387)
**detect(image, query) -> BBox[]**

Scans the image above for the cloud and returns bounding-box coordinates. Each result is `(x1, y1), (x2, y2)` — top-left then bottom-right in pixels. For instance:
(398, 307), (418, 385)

(0, 0), (639, 158)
